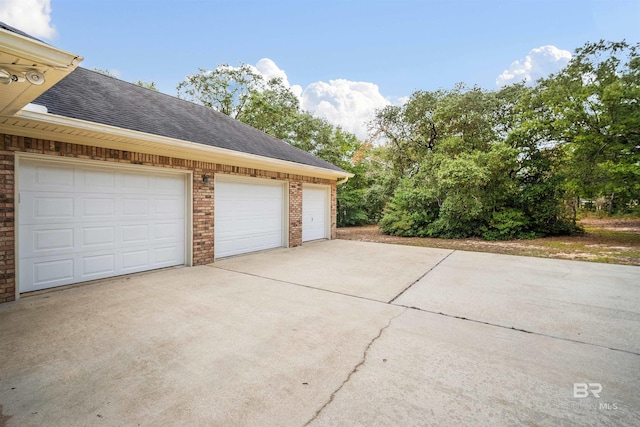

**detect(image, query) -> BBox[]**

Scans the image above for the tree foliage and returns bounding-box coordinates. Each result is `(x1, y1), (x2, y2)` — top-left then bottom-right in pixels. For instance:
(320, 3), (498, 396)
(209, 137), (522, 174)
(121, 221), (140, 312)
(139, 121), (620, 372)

(370, 40), (639, 238)
(134, 80), (158, 91)
(373, 84), (576, 239)
(516, 40), (640, 214)
(178, 41), (638, 237)
(177, 63), (300, 135)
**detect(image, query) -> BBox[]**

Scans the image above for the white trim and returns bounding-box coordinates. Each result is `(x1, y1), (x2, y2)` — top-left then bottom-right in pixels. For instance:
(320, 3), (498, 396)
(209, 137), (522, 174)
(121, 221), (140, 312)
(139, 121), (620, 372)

(302, 183), (331, 242)
(214, 173), (287, 186)
(0, 28), (82, 68)
(284, 182), (290, 248)
(7, 109), (353, 181)
(16, 152), (193, 177)
(13, 155), (20, 300)
(14, 153), (193, 296)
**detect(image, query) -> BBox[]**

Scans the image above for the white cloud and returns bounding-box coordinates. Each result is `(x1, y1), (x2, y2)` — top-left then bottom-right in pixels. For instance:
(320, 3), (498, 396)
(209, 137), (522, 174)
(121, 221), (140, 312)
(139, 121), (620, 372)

(301, 79), (390, 140)
(496, 45), (571, 87)
(248, 58), (390, 140)
(254, 58), (303, 98)
(203, 59), (403, 139)
(0, 0), (56, 39)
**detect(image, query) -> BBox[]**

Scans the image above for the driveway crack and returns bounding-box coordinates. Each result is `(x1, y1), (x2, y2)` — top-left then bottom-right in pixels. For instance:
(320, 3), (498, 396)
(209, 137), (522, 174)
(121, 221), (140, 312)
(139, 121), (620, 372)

(304, 307), (408, 426)
(388, 250), (455, 304)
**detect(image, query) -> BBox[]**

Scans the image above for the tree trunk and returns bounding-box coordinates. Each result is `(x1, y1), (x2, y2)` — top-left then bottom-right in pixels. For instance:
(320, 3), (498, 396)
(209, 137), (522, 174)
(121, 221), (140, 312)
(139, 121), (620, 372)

(608, 192), (615, 215)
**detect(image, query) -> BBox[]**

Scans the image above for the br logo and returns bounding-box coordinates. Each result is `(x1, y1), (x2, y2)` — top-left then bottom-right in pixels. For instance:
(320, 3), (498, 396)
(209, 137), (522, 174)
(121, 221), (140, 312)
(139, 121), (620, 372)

(574, 383), (602, 398)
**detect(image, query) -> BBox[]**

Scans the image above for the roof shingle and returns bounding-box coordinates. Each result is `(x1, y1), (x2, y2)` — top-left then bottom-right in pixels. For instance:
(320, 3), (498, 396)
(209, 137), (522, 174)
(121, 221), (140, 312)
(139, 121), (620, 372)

(34, 67), (344, 172)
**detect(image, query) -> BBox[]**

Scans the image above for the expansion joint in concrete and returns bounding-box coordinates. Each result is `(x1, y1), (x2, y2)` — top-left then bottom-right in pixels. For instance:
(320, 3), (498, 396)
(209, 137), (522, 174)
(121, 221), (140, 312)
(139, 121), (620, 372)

(388, 250), (455, 304)
(303, 307), (408, 426)
(398, 305), (640, 357)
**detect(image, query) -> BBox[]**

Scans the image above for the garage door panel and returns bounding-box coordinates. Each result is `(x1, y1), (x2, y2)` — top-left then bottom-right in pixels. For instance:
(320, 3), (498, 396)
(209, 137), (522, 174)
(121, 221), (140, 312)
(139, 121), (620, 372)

(34, 227), (74, 252)
(214, 240), (234, 258)
(35, 258), (75, 286)
(121, 173), (150, 190)
(218, 234), (278, 255)
(83, 225), (116, 247)
(20, 224), (76, 258)
(121, 224), (149, 243)
(155, 197), (183, 216)
(19, 160), (187, 292)
(153, 221), (184, 241)
(214, 178), (284, 259)
(80, 223), (119, 250)
(21, 194), (75, 223)
(303, 186), (328, 242)
(83, 170), (116, 189)
(37, 196), (75, 219)
(122, 249), (149, 270)
(21, 255), (75, 292)
(82, 197), (116, 217)
(122, 198), (149, 216)
(153, 175), (186, 194)
(20, 163), (75, 190)
(154, 245), (182, 264)
(82, 253), (116, 278)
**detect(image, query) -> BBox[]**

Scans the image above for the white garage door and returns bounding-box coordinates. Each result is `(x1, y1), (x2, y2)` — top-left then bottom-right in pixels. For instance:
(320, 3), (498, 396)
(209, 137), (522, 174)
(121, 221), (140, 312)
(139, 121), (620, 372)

(18, 159), (186, 293)
(215, 177), (285, 258)
(302, 186), (328, 242)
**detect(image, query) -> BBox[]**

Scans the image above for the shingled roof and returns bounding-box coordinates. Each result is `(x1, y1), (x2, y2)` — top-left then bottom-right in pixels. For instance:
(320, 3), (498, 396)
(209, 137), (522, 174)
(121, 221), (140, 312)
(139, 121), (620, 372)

(0, 21), (43, 42)
(34, 67), (345, 172)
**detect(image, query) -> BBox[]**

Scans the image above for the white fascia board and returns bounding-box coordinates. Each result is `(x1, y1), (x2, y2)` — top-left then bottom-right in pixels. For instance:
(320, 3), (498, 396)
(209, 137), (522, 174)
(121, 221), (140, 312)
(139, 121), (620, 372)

(12, 109), (354, 180)
(0, 29), (82, 68)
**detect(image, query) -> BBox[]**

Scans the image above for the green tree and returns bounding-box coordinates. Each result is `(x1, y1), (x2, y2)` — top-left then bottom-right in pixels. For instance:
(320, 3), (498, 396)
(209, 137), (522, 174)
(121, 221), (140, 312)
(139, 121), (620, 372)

(134, 80), (158, 91)
(374, 84), (573, 239)
(241, 79), (300, 139)
(176, 63), (299, 130)
(337, 143), (397, 226)
(518, 41), (640, 214)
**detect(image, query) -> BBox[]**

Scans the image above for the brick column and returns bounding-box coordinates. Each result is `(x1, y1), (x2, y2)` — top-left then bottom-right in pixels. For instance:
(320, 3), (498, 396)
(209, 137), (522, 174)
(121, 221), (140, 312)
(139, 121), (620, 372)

(289, 181), (302, 247)
(193, 170), (215, 264)
(0, 137), (16, 302)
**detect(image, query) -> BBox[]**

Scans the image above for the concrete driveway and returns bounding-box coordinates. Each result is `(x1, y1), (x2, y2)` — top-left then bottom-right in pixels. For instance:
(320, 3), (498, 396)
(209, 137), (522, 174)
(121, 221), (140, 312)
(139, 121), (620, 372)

(1, 240), (638, 426)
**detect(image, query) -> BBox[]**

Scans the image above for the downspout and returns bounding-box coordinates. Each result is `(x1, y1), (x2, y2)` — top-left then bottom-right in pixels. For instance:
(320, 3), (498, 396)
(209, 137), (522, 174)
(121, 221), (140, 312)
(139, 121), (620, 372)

(336, 176), (349, 185)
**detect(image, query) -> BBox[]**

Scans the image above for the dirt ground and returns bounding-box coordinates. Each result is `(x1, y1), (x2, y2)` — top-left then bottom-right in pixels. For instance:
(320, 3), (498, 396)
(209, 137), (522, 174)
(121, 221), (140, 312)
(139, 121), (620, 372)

(337, 218), (640, 266)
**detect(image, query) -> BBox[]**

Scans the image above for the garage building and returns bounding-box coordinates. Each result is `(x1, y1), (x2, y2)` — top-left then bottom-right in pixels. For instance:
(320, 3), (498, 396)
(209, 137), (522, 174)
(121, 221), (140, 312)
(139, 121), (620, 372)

(0, 22), (352, 301)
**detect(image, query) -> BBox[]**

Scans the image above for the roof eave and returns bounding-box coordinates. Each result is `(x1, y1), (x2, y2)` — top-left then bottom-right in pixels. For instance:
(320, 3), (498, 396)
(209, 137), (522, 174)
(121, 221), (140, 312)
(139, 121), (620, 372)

(1, 109), (354, 181)
(0, 29), (82, 68)
(0, 27), (83, 115)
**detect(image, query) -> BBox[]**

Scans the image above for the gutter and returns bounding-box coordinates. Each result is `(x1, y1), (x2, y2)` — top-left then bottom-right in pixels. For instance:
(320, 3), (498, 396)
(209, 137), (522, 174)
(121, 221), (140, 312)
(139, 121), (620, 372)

(0, 27), (82, 69)
(6, 108), (355, 182)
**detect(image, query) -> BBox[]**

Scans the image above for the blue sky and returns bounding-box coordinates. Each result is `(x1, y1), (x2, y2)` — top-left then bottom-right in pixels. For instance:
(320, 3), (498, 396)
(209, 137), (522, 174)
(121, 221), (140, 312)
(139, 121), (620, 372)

(1, 0), (638, 138)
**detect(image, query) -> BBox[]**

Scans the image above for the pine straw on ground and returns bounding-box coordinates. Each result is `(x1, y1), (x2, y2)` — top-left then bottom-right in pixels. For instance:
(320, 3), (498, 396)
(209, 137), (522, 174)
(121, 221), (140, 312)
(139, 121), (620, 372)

(336, 218), (640, 266)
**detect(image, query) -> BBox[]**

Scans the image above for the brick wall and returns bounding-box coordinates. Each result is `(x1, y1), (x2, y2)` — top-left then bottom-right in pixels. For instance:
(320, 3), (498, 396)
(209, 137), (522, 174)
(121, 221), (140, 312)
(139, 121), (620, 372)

(0, 147), (14, 303)
(289, 181), (303, 247)
(0, 133), (337, 303)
